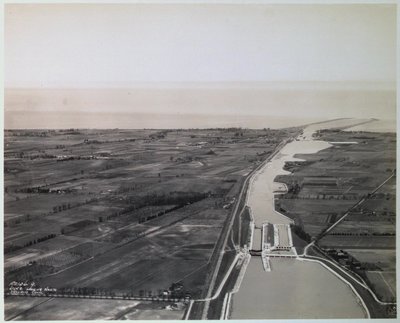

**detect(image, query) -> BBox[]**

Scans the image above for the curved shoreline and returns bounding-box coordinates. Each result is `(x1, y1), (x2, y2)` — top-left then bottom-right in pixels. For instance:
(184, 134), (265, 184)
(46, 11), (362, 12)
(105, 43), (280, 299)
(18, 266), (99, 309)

(298, 257), (370, 318)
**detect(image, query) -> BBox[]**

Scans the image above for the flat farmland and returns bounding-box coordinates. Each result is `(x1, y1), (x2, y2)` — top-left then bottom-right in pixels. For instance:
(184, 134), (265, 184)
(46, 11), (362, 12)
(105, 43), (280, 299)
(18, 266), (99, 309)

(5, 193), (90, 219)
(344, 249), (396, 270)
(4, 127), (297, 318)
(276, 199), (356, 237)
(277, 195), (357, 213)
(318, 235), (395, 249)
(346, 249), (396, 302)
(5, 297), (53, 321)
(5, 235), (87, 272)
(366, 272), (396, 301)
(5, 297), (185, 321)
(127, 259), (207, 293)
(25, 199), (223, 292)
(328, 220), (395, 235)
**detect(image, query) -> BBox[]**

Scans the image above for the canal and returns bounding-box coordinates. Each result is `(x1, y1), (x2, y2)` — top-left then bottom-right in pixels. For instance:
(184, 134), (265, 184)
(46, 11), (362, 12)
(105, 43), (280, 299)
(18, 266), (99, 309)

(229, 120), (368, 319)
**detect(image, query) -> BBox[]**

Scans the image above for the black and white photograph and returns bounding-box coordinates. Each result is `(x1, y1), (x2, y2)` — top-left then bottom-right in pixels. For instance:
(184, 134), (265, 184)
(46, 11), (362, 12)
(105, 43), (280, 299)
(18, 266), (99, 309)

(3, 1), (397, 320)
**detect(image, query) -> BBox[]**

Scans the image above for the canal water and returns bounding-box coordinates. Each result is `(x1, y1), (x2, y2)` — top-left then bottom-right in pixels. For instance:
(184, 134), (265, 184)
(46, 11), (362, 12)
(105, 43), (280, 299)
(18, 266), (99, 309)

(230, 119), (368, 319)
(231, 258), (365, 319)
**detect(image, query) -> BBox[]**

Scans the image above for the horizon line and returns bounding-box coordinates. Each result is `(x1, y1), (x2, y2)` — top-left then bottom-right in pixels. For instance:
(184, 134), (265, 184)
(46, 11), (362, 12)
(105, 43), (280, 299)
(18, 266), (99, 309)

(5, 80), (396, 90)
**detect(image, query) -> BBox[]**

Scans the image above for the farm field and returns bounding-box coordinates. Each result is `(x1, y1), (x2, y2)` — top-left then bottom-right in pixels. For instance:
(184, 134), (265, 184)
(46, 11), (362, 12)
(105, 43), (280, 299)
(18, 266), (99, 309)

(5, 296), (185, 320)
(275, 129), (396, 304)
(345, 249), (396, 302)
(4, 127), (297, 320)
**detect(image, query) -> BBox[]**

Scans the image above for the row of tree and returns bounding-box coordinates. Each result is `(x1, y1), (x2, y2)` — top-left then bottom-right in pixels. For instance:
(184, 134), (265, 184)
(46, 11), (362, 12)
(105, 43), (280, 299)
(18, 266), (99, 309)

(292, 225), (312, 243)
(5, 233), (56, 254)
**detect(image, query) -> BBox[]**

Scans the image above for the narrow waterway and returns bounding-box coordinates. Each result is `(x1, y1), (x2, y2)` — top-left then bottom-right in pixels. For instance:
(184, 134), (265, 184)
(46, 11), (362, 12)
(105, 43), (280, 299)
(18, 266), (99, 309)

(230, 119), (368, 319)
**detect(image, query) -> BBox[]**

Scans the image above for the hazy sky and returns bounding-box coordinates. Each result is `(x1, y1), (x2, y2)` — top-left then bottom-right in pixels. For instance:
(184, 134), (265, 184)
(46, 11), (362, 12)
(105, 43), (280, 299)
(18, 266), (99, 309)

(4, 3), (397, 128)
(5, 3), (396, 87)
